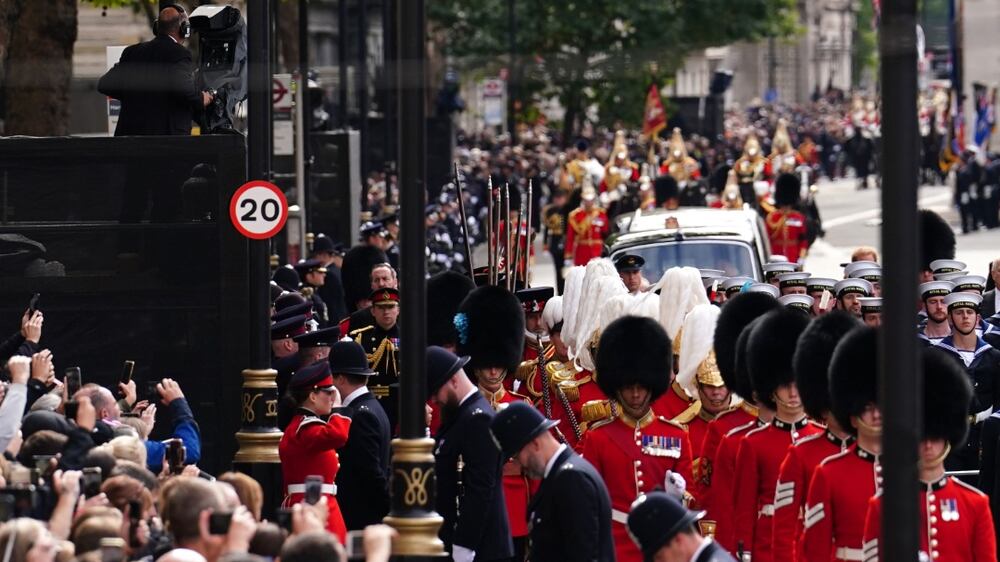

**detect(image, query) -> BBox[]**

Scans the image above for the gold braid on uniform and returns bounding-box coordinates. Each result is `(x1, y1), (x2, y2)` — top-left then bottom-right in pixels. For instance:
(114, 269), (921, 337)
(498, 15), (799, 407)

(301, 286), (315, 298)
(367, 338), (398, 376)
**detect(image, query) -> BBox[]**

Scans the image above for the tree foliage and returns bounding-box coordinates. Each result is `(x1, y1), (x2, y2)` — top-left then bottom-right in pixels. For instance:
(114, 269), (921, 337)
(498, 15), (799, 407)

(429, 0), (799, 139)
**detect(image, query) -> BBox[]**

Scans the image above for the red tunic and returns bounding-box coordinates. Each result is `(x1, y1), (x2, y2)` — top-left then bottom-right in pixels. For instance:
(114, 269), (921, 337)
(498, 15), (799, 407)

(581, 410), (694, 562)
(544, 369), (607, 451)
(698, 404), (760, 540)
(564, 207), (609, 266)
(279, 410), (353, 541)
(765, 209), (809, 262)
(861, 476), (997, 562)
(652, 382), (698, 420)
(733, 418), (823, 562)
(772, 431), (853, 562)
(484, 387), (532, 539)
(801, 444), (881, 562)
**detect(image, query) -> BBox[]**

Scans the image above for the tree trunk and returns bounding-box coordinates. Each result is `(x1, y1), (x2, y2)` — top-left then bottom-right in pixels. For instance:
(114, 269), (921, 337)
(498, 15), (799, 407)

(3, 0), (76, 136)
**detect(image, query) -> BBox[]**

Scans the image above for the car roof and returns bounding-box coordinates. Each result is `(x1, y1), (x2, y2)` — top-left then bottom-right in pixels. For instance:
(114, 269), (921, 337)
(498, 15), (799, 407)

(609, 207), (761, 248)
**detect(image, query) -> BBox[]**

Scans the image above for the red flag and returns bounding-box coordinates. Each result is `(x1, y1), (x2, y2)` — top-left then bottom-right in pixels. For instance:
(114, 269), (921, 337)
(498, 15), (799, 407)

(642, 84), (667, 138)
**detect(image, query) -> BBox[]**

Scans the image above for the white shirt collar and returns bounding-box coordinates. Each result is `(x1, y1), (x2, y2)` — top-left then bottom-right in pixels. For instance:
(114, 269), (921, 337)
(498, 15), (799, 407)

(342, 386), (368, 407)
(689, 538), (713, 562)
(459, 387), (479, 406)
(543, 443), (568, 479)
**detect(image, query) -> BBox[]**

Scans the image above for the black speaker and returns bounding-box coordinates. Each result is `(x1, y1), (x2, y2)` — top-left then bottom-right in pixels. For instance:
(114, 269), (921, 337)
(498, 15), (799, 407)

(709, 69), (734, 96)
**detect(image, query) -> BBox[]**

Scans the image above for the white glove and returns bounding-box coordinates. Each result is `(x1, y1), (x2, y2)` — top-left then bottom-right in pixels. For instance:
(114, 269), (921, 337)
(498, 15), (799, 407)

(452, 545), (476, 562)
(664, 470), (687, 500)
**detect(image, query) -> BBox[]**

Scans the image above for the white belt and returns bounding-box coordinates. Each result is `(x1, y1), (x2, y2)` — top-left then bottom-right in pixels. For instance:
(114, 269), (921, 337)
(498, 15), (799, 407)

(758, 504), (775, 517)
(972, 406), (994, 424)
(611, 509), (628, 524)
(835, 547), (864, 561)
(287, 483), (337, 495)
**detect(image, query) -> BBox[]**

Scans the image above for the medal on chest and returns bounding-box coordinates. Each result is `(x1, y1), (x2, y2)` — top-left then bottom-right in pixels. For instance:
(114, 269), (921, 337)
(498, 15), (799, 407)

(940, 498), (960, 522)
(641, 435), (681, 458)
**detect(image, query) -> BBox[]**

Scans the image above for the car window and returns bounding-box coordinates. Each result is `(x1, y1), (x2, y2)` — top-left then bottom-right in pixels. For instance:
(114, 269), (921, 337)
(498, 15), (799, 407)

(613, 240), (757, 282)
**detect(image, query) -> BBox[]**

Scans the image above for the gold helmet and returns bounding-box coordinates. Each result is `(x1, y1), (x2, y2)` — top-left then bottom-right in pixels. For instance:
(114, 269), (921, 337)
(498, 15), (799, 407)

(771, 119), (792, 154)
(721, 170), (744, 209)
(695, 349), (725, 387)
(742, 133), (762, 160)
(667, 127), (688, 162)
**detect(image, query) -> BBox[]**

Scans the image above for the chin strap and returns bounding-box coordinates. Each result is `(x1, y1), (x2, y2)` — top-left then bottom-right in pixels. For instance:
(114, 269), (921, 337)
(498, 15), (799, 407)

(919, 443), (952, 471)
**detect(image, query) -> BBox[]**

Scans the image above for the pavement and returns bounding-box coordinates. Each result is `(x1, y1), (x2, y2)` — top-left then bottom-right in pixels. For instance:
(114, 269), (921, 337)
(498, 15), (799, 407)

(514, 177), (998, 291)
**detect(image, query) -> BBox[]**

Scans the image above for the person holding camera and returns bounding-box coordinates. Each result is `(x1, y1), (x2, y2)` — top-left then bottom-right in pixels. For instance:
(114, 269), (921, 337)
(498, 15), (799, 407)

(279, 361), (352, 542)
(97, 4), (213, 136)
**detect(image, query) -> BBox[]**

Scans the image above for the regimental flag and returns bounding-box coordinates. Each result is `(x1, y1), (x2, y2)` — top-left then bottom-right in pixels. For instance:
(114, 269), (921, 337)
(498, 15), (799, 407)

(974, 82), (996, 149)
(642, 84), (667, 139)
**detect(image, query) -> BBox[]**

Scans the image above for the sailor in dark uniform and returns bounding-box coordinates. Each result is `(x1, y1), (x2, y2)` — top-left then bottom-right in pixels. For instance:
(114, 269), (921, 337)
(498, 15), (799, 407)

(329, 340), (391, 531)
(627, 491), (737, 562)
(348, 287), (401, 430)
(294, 259), (330, 328)
(490, 401), (614, 562)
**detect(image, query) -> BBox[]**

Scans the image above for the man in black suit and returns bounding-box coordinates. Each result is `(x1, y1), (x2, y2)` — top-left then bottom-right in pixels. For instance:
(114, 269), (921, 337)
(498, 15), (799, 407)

(98, 4), (212, 136)
(490, 401), (614, 562)
(426, 346), (513, 562)
(628, 491), (737, 562)
(330, 340), (391, 531)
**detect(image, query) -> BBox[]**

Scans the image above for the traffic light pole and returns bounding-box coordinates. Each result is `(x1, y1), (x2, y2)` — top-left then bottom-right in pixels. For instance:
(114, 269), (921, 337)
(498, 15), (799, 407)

(879, 1), (920, 560)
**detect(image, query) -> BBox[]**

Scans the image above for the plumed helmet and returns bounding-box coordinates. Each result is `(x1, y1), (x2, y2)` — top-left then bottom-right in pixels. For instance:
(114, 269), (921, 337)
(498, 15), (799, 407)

(715, 292), (782, 397)
(792, 312), (860, 420)
(596, 316), (671, 401)
(922, 347), (973, 447)
(676, 304), (721, 397)
(774, 173), (801, 207)
(829, 326), (879, 435)
(919, 209), (956, 272)
(657, 267), (710, 340)
(427, 271), (476, 347)
(540, 295), (564, 334)
(341, 245), (390, 312)
(747, 307), (811, 410)
(560, 266), (588, 352)
(456, 285), (525, 374)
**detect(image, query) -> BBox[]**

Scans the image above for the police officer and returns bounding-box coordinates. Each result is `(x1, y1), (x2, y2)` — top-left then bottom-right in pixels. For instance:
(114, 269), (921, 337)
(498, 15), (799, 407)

(627, 491), (738, 562)
(271, 314), (308, 401)
(348, 287), (401, 430)
(294, 259), (330, 328)
(489, 402), (614, 562)
(329, 340), (391, 531)
(426, 346), (513, 562)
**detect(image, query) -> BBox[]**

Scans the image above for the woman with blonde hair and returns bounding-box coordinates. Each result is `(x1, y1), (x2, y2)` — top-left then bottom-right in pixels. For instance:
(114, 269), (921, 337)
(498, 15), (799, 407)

(0, 518), (58, 562)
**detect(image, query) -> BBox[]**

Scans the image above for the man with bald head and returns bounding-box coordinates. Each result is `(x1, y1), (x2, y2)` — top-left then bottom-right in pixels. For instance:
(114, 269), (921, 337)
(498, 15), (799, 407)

(99, 3), (213, 135)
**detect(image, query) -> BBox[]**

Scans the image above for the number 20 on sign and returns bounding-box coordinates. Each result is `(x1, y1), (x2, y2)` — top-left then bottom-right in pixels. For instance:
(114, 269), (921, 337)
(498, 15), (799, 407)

(229, 181), (289, 240)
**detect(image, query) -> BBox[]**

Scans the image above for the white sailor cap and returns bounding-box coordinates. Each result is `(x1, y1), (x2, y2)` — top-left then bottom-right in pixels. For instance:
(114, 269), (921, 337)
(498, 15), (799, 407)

(834, 278), (872, 298)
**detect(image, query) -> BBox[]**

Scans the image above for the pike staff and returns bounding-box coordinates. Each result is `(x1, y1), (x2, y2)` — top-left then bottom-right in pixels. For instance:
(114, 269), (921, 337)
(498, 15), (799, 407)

(453, 162), (475, 280)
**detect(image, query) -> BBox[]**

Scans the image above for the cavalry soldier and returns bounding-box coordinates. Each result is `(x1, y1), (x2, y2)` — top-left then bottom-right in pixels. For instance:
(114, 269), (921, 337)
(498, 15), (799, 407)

(564, 184), (609, 267)
(765, 174), (810, 264)
(771, 312), (859, 562)
(660, 127), (701, 183)
(580, 315), (694, 562)
(700, 293), (780, 552)
(294, 258), (330, 327)
(801, 326), (883, 562)
(349, 287), (400, 429)
(513, 286), (556, 396)
(861, 347), (996, 562)
(490, 402), (615, 562)
(934, 292), (1000, 474)
(456, 285), (534, 559)
(564, 138), (604, 191)
(601, 138), (641, 194)
(768, 119), (803, 179)
(733, 308), (823, 562)
(734, 133), (768, 206)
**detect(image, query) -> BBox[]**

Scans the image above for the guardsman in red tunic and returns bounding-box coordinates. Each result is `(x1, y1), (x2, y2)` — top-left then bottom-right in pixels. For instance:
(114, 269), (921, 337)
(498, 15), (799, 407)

(861, 346), (997, 562)
(801, 326), (882, 562)
(701, 293), (782, 548)
(512, 287), (556, 396)
(564, 185), (609, 267)
(765, 174), (810, 264)
(733, 308), (823, 562)
(772, 312), (859, 562)
(279, 360), (352, 542)
(580, 316), (694, 562)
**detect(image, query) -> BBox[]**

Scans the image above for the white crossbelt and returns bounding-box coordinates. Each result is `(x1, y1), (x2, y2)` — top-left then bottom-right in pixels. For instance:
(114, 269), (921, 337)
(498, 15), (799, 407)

(611, 509), (628, 524)
(287, 483), (337, 495)
(835, 547), (864, 561)
(972, 406), (994, 424)
(758, 504), (775, 517)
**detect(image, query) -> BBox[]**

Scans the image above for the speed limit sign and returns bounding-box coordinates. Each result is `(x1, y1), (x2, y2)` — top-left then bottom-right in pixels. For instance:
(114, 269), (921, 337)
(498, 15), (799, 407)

(229, 181), (289, 240)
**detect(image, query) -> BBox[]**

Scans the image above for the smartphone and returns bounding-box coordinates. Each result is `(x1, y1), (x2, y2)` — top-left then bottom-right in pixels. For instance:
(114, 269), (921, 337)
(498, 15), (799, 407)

(166, 439), (186, 474)
(32, 455), (56, 480)
(0, 487), (38, 521)
(27, 293), (40, 315)
(120, 361), (135, 385)
(65, 367), (82, 397)
(82, 467), (102, 498)
(304, 475), (323, 505)
(274, 508), (292, 532)
(145, 380), (160, 403)
(208, 511), (232, 535)
(127, 499), (142, 547)
(64, 400), (78, 423)
(344, 530), (365, 560)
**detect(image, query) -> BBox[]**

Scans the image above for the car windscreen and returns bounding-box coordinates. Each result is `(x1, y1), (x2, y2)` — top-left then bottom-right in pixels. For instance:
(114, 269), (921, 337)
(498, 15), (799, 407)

(612, 239), (757, 283)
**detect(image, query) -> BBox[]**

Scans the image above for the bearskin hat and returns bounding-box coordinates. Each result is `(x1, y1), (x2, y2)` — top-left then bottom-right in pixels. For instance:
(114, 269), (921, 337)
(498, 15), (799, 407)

(919, 209), (956, 272)
(456, 285), (525, 374)
(596, 316), (671, 401)
(829, 326), (879, 435)
(654, 176), (680, 206)
(922, 347), (973, 447)
(747, 307), (810, 410)
(792, 312), (860, 420)
(715, 292), (782, 397)
(427, 271), (476, 347)
(774, 173), (801, 207)
(341, 245), (389, 313)
(732, 318), (763, 400)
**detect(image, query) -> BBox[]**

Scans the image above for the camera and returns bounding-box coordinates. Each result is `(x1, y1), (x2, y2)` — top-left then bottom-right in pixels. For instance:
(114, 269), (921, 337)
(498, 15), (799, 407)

(189, 5), (247, 133)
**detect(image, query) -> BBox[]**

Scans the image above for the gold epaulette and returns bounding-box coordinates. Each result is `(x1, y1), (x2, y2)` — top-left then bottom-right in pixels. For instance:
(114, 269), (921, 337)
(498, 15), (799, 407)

(545, 361), (577, 383)
(671, 400), (703, 427)
(515, 359), (538, 382)
(509, 390), (533, 403)
(348, 325), (375, 337)
(657, 415), (687, 431)
(581, 399), (613, 424)
(739, 401), (760, 418)
(557, 380), (580, 402)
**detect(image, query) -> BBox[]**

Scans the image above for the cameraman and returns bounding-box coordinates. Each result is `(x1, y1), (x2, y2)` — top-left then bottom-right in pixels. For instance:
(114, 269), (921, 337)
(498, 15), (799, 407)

(97, 4), (213, 136)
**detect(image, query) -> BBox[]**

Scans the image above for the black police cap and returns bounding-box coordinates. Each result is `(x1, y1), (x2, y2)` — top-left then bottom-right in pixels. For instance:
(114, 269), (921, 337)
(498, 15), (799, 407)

(627, 491), (705, 560)
(293, 326), (340, 349)
(489, 401), (558, 459)
(614, 254), (645, 273)
(328, 340), (377, 377)
(425, 346), (470, 398)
